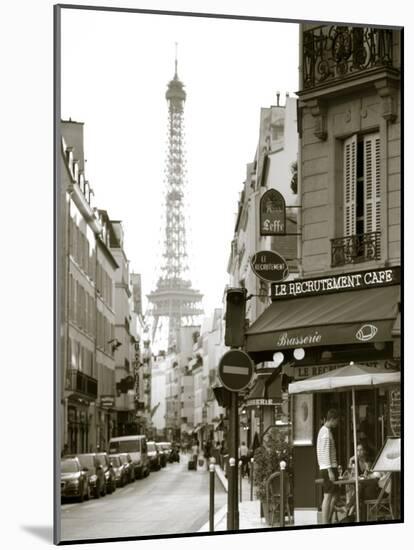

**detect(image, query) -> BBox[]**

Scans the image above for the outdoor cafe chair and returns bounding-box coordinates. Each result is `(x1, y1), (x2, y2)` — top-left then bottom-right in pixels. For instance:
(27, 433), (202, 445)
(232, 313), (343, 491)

(364, 472), (394, 521)
(265, 471), (292, 526)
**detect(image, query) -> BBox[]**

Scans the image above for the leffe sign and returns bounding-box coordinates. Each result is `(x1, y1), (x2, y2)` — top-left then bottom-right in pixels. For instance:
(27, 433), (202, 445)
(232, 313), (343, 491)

(260, 189), (286, 235)
(271, 267), (400, 300)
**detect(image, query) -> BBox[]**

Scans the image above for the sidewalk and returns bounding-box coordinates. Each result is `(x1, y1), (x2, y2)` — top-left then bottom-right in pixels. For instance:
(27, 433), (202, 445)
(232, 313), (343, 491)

(198, 463), (267, 532)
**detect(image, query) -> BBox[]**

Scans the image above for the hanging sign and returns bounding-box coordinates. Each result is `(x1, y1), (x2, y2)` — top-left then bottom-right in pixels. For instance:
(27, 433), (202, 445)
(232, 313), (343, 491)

(250, 250), (289, 283)
(260, 189), (286, 235)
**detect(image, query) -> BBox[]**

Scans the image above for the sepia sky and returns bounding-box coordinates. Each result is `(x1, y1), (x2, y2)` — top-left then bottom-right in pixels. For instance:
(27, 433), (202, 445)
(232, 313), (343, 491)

(61, 7), (299, 315)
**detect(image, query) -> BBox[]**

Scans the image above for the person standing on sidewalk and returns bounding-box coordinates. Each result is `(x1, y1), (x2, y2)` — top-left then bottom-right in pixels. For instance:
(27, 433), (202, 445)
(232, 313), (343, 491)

(316, 409), (340, 524)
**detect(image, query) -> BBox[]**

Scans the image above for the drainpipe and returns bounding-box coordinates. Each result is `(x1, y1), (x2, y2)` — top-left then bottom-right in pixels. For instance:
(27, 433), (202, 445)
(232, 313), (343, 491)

(64, 194), (72, 448)
(297, 24), (304, 277)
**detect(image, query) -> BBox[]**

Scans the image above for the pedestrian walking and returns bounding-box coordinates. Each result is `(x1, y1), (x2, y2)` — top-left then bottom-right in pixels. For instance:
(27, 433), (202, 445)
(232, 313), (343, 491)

(191, 441), (199, 470)
(238, 441), (249, 477)
(316, 409), (340, 524)
(203, 440), (211, 470)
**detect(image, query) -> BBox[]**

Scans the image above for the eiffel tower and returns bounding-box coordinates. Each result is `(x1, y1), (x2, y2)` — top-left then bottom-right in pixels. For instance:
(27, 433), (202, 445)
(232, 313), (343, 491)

(147, 50), (203, 351)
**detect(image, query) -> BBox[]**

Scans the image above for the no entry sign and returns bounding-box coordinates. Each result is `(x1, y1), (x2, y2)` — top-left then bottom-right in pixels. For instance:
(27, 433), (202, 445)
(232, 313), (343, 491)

(218, 350), (254, 392)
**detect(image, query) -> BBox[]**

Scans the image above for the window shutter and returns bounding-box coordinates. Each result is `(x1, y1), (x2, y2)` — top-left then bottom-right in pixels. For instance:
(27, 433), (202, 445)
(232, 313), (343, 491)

(364, 133), (381, 233)
(344, 134), (357, 236)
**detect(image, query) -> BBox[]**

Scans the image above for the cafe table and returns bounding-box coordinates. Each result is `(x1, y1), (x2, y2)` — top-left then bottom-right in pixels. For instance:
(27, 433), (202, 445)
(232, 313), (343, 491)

(333, 476), (379, 522)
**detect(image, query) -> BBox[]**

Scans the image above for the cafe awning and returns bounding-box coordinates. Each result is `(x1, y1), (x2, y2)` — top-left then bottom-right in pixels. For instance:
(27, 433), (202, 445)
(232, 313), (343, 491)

(245, 370), (282, 406)
(246, 286), (399, 353)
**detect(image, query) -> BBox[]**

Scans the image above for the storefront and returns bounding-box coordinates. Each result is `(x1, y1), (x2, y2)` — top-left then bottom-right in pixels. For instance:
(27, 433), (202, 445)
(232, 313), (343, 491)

(67, 401), (90, 454)
(245, 267), (401, 525)
(243, 368), (288, 445)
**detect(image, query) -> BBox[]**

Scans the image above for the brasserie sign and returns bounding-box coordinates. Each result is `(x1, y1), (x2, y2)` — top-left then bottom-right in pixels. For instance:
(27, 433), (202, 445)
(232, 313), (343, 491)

(271, 266), (400, 300)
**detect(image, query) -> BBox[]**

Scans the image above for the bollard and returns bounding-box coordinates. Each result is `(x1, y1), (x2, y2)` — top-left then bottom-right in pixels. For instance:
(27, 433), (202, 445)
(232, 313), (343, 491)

(280, 460), (286, 527)
(209, 461), (215, 532)
(239, 460), (243, 502)
(250, 457), (254, 501)
(227, 457), (236, 530)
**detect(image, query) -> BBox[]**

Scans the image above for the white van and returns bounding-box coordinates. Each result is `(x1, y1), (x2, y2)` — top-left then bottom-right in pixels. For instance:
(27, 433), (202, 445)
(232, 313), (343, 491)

(108, 435), (150, 479)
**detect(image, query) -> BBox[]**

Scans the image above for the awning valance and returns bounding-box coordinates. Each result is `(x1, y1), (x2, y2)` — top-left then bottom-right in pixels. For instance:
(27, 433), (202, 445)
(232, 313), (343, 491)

(245, 371), (282, 406)
(246, 286), (399, 353)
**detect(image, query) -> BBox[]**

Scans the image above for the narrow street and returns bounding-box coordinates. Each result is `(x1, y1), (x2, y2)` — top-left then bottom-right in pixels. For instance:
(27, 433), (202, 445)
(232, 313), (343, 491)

(61, 456), (226, 542)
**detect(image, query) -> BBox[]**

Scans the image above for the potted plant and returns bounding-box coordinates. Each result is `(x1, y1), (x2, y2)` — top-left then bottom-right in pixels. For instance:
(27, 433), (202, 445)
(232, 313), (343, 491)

(253, 427), (291, 523)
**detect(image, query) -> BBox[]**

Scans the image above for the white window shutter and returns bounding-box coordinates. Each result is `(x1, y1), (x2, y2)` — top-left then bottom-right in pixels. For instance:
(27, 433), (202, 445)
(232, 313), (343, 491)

(374, 135), (381, 232)
(344, 134), (357, 236)
(363, 134), (381, 233)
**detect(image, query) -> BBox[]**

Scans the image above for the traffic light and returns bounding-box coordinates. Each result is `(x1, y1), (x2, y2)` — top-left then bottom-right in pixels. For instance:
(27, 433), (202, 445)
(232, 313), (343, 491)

(224, 287), (247, 348)
(212, 385), (232, 408)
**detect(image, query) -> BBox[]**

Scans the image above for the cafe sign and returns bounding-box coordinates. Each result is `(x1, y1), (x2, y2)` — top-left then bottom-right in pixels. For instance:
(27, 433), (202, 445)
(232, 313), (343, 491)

(245, 398), (281, 407)
(260, 189), (286, 235)
(251, 250), (289, 283)
(271, 266), (400, 300)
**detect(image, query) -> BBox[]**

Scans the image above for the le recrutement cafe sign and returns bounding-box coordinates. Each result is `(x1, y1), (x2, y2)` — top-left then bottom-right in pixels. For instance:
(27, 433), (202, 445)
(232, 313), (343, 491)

(271, 266), (400, 300)
(251, 250), (290, 283)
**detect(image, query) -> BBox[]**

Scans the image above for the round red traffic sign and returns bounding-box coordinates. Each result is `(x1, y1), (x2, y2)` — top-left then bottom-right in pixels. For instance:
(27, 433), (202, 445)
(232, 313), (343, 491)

(218, 350), (254, 392)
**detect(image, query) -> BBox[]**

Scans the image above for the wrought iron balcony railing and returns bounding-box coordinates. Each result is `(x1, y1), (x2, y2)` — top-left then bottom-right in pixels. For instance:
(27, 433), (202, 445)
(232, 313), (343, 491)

(331, 231), (381, 267)
(67, 369), (98, 400)
(303, 26), (393, 89)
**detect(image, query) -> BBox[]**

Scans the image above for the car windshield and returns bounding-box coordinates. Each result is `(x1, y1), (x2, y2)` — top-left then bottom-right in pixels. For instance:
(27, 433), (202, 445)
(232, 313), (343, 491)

(109, 440), (139, 453)
(147, 443), (156, 452)
(118, 455), (127, 464)
(109, 456), (120, 466)
(61, 459), (79, 473)
(162, 444), (171, 450)
(77, 455), (95, 469)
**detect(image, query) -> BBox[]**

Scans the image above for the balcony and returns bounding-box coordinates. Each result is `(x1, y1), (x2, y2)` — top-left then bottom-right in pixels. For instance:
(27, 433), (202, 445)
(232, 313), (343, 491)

(67, 369), (98, 400)
(303, 26), (394, 90)
(331, 231), (381, 267)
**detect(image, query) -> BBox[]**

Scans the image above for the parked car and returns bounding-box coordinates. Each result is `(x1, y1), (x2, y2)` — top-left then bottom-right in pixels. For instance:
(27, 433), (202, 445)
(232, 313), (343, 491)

(61, 457), (89, 502)
(108, 435), (150, 478)
(147, 441), (161, 471)
(96, 452), (117, 494)
(108, 454), (127, 487)
(73, 453), (106, 498)
(118, 453), (135, 483)
(156, 443), (167, 468)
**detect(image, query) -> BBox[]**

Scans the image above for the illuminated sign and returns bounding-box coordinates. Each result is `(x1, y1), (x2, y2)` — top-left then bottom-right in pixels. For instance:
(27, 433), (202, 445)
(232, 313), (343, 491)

(271, 267), (400, 300)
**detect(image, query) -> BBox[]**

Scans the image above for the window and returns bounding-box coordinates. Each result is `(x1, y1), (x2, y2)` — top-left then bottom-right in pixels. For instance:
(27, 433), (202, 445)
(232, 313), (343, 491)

(333, 132), (381, 267)
(344, 133), (381, 236)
